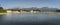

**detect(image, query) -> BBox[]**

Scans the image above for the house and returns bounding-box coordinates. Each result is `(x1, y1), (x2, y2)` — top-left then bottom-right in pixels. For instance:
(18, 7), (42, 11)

(31, 9), (40, 13)
(6, 9), (12, 13)
(21, 8), (41, 13)
(7, 9), (20, 13)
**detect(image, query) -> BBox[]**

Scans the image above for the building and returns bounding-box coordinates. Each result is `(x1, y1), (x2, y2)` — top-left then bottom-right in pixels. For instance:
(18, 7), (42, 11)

(7, 9), (20, 13)
(6, 8), (41, 13)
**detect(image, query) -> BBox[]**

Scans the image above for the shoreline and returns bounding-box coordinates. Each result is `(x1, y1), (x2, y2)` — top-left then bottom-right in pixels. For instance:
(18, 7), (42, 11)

(0, 12), (60, 14)
(0, 13), (7, 14)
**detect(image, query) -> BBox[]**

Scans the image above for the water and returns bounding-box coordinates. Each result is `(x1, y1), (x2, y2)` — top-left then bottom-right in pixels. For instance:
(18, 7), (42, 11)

(0, 13), (60, 25)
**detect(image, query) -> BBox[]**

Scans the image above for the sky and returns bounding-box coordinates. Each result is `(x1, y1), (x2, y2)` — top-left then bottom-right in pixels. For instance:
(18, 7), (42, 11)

(0, 0), (60, 9)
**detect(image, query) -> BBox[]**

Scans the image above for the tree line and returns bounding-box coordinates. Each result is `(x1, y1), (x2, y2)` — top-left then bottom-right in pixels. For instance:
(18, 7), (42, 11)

(0, 7), (7, 13)
(56, 10), (60, 12)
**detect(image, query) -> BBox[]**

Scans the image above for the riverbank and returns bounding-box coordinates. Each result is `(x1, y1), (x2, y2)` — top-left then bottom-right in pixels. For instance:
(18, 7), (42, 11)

(0, 12), (60, 15)
(0, 13), (7, 14)
(43, 12), (60, 14)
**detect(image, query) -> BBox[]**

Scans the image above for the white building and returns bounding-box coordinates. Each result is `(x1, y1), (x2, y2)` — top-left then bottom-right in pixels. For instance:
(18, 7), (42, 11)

(7, 9), (20, 13)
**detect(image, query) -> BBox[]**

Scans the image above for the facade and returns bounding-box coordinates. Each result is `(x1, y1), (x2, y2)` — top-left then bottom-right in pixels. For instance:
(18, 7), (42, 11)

(7, 10), (12, 13)
(7, 9), (20, 13)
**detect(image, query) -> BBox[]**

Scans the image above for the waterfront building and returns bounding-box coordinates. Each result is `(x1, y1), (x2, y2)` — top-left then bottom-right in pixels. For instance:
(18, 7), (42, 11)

(7, 9), (20, 13)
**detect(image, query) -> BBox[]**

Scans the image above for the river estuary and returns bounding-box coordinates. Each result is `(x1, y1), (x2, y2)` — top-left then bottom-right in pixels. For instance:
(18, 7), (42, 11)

(0, 13), (60, 25)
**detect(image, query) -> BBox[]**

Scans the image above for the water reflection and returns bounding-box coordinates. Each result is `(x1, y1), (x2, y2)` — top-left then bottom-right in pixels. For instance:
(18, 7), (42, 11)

(0, 13), (60, 25)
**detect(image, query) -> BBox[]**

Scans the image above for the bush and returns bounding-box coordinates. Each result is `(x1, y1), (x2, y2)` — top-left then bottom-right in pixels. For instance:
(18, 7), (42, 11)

(0, 7), (3, 10)
(0, 10), (7, 13)
(0, 7), (7, 13)
(56, 10), (60, 12)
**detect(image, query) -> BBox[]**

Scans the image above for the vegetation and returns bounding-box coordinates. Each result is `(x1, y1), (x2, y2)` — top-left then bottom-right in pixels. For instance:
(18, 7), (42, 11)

(56, 10), (60, 12)
(0, 7), (7, 13)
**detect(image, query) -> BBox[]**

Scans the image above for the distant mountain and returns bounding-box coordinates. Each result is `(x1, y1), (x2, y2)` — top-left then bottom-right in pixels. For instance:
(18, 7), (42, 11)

(21, 7), (59, 12)
(38, 7), (59, 12)
(7, 7), (59, 12)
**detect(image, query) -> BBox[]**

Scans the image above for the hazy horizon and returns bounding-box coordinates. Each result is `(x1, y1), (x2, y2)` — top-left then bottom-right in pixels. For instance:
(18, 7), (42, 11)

(0, 0), (60, 9)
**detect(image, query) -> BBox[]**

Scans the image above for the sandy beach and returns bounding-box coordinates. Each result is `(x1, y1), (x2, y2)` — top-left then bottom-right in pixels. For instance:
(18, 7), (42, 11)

(0, 13), (7, 15)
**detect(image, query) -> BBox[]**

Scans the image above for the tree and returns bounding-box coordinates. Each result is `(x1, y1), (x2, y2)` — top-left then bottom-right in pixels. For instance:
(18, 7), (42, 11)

(56, 10), (60, 12)
(0, 7), (3, 10)
(0, 7), (7, 13)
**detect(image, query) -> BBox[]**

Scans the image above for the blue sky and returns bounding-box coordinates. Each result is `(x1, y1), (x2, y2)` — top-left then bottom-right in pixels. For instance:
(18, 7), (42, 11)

(0, 0), (60, 9)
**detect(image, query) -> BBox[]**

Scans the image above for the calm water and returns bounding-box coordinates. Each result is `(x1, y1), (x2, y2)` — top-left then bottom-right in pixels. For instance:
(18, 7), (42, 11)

(0, 13), (60, 25)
